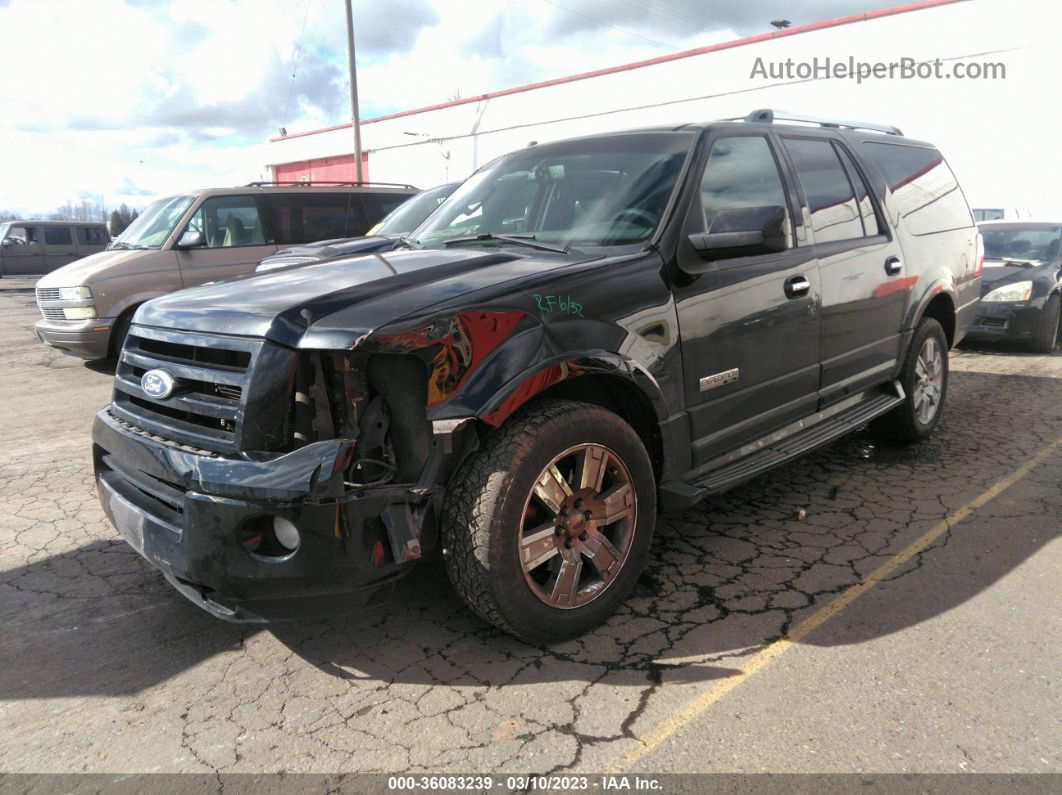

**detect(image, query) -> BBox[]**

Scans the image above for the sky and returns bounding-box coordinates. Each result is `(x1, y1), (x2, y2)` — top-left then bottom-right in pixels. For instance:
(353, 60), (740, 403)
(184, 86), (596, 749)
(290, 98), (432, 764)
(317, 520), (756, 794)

(0, 0), (904, 217)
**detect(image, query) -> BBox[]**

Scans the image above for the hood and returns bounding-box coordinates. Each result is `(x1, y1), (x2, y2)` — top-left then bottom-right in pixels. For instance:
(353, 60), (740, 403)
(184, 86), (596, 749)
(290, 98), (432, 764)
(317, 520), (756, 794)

(979, 259), (1052, 294)
(35, 248), (161, 288)
(260, 236), (398, 268)
(135, 247), (589, 349)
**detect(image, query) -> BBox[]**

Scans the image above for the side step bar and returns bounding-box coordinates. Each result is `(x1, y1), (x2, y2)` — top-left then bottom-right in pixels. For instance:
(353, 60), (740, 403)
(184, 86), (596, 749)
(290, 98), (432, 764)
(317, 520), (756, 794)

(659, 382), (905, 511)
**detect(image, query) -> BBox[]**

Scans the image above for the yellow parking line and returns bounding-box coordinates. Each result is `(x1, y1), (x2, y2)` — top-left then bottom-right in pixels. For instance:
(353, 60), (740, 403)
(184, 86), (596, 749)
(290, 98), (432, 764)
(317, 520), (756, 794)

(616, 437), (1062, 771)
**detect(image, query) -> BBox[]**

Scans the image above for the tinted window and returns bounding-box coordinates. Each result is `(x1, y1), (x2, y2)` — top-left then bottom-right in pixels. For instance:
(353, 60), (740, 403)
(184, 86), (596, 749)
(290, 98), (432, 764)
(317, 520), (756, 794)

(785, 138), (863, 243)
(266, 193), (369, 244)
(361, 194), (410, 228)
(77, 227), (105, 244)
(186, 196), (266, 248)
(44, 226), (73, 246)
(865, 142), (972, 235)
(696, 135), (792, 247)
(834, 145), (879, 236)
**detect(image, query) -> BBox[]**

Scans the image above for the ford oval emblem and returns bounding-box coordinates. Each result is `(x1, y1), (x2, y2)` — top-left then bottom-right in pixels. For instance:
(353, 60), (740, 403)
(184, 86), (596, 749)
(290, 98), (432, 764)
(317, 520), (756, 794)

(141, 369), (175, 399)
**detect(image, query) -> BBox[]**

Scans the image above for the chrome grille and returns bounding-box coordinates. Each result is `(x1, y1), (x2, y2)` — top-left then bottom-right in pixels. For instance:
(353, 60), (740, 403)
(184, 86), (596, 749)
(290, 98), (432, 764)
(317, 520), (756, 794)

(39, 307), (67, 321)
(36, 287), (62, 301)
(110, 325), (295, 454)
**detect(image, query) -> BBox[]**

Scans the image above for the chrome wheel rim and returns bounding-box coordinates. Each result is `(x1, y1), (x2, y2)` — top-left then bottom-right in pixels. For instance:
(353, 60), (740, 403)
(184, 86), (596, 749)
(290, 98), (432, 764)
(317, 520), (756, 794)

(913, 337), (944, 424)
(518, 443), (637, 609)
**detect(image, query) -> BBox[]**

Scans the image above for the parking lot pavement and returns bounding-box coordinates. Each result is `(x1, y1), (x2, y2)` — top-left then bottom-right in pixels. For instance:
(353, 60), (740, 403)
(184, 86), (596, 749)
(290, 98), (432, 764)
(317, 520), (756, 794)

(1, 276), (1059, 776)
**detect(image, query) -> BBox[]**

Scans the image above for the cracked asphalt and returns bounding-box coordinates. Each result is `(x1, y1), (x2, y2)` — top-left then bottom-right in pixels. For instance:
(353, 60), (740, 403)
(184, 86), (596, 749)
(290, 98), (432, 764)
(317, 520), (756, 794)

(1, 277), (1059, 776)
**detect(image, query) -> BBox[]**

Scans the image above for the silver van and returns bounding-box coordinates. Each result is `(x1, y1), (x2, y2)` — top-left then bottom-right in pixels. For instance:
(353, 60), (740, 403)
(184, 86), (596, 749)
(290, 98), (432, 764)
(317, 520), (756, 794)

(1, 220), (109, 275)
(34, 183), (416, 359)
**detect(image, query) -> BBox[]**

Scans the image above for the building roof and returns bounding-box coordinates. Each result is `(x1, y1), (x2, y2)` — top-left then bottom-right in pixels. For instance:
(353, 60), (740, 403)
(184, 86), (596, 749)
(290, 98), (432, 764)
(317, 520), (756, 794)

(270, 0), (963, 144)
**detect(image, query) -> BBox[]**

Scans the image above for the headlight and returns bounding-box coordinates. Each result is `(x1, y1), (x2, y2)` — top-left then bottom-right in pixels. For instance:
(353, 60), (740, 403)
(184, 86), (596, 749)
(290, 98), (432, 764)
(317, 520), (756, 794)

(57, 286), (93, 301)
(983, 281), (1032, 302)
(62, 306), (97, 320)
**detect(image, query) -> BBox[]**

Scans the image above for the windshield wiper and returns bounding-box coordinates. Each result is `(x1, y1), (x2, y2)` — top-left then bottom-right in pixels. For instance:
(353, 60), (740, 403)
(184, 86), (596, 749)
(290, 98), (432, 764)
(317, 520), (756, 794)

(107, 241), (133, 250)
(1001, 258), (1041, 267)
(395, 236), (421, 250)
(442, 233), (570, 254)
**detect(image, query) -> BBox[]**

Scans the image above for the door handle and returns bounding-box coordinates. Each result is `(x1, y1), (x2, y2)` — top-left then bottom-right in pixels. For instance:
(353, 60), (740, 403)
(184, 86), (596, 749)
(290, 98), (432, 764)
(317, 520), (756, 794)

(784, 275), (811, 298)
(884, 256), (903, 275)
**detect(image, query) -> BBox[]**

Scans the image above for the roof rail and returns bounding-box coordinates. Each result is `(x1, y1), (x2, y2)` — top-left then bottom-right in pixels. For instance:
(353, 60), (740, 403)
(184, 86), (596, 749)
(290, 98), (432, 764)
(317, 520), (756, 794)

(743, 108), (903, 136)
(245, 180), (419, 190)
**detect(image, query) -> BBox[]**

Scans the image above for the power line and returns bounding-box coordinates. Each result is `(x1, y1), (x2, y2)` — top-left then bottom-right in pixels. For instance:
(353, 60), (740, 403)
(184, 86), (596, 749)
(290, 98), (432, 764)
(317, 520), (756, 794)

(283, 0), (314, 125)
(537, 0), (680, 51)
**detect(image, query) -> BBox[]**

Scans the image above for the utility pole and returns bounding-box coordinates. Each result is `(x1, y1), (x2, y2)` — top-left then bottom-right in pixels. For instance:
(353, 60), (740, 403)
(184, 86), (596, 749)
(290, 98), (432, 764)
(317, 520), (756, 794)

(343, 0), (364, 183)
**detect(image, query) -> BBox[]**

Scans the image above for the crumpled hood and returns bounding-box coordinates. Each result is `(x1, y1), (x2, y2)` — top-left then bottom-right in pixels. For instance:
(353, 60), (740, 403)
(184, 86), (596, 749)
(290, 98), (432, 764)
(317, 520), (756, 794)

(35, 248), (152, 288)
(134, 247), (586, 349)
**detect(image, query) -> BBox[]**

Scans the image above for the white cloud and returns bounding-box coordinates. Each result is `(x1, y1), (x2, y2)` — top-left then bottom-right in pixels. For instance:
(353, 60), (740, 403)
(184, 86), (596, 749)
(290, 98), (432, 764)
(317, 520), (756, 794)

(0, 0), (898, 215)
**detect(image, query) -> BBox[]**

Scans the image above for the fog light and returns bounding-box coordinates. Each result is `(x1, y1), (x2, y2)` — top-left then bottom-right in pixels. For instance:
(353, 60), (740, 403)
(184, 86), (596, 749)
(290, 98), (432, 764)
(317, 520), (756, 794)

(272, 516), (300, 551)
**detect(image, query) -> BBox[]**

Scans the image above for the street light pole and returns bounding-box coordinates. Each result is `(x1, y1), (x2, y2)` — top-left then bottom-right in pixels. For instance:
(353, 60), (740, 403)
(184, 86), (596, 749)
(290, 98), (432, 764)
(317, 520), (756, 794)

(343, 0), (364, 183)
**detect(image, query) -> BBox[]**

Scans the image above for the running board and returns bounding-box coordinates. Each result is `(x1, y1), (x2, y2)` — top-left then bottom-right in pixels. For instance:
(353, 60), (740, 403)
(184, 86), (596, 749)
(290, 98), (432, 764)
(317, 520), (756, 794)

(659, 382), (905, 510)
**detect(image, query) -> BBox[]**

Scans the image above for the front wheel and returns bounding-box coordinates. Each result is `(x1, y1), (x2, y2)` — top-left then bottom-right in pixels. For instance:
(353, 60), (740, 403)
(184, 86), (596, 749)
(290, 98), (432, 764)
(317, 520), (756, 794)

(872, 316), (949, 444)
(1030, 293), (1060, 354)
(442, 399), (656, 644)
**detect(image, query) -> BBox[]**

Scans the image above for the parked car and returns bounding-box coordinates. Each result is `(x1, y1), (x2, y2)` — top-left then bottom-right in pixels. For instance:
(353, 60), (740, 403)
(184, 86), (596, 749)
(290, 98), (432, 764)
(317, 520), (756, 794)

(33, 182), (417, 359)
(92, 110), (980, 643)
(965, 221), (1061, 352)
(0, 220), (109, 276)
(256, 182), (459, 272)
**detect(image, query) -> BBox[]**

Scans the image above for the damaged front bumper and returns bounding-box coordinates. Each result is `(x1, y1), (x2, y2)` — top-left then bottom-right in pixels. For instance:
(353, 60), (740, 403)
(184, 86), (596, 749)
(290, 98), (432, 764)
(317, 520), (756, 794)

(92, 409), (433, 621)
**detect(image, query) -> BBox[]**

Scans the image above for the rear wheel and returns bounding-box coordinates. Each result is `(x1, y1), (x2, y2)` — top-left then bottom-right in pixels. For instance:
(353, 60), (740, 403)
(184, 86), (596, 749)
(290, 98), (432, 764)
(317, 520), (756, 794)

(1030, 293), (1060, 354)
(872, 316), (948, 444)
(442, 399), (656, 644)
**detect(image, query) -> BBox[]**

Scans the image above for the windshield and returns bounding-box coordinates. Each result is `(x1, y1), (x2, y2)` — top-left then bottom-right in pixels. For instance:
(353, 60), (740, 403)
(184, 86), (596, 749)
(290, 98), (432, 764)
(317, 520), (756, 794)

(981, 226), (1062, 262)
(369, 184), (457, 236)
(110, 195), (194, 249)
(410, 132), (694, 249)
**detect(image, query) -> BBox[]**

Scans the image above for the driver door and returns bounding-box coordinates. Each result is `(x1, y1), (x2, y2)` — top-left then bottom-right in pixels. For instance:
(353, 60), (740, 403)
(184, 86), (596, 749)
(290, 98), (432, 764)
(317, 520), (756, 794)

(176, 195), (277, 286)
(672, 132), (821, 467)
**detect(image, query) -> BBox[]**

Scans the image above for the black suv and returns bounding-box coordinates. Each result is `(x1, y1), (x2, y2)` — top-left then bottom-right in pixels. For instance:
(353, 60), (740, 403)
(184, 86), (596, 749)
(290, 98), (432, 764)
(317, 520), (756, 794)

(93, 110), (981, 643)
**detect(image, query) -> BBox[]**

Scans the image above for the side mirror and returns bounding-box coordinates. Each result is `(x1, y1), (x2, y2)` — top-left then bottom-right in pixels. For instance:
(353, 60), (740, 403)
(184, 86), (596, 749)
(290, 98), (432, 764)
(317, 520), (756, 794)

(688, 205), (788, 261)
(0, 238), (11, 247)
(176, 230), (204, 249)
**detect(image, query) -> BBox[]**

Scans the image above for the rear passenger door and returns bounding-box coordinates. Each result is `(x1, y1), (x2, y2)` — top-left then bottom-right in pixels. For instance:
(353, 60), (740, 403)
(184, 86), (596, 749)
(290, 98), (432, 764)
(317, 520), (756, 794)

(673, 132), (820, 466)
(175, 195), (276, 286)
(781, 135), (907, 407)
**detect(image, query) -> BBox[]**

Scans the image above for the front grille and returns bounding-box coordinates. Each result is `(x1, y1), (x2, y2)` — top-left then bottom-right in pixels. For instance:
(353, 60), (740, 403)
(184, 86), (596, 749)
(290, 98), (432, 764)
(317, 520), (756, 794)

(39, 307), (66, 321)
(110, 325), (296, 454)
(36, 287), (62, 301)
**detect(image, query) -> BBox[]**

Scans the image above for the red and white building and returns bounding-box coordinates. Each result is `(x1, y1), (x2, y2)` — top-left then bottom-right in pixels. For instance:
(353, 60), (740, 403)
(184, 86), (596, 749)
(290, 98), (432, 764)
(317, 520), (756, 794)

(265, 0), (1061, 217)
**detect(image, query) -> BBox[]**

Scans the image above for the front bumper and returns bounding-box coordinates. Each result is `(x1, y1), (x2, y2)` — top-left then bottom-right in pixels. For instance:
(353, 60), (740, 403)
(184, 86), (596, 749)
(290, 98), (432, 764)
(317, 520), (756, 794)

(35, 318), (112, 359)
(92, 409), (418, 621)
(964, 299), (1044, 341)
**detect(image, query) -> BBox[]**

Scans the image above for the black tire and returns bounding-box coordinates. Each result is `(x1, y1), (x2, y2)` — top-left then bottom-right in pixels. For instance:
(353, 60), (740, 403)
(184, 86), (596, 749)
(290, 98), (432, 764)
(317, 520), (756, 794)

(109, 311), (134, 361)
(871, 316), (949, 444)
(442, 399), (656, 644)
(1030, 293), (1060, 354)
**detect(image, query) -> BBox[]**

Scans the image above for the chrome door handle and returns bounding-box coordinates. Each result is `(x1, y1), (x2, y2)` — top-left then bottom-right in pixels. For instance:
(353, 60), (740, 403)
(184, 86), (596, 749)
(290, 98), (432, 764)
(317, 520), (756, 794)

(785, 275), (811, 298)
(885, 256), (903, 275)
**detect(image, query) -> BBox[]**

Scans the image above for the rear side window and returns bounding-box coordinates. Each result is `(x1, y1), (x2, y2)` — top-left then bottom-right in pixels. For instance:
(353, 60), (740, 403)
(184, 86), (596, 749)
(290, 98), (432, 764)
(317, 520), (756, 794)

(784, 138), (864, 244)
(834, 146), (879, 236)
(44, 226), (73, 246)
(266, 193), (371, 244)
(361, 193), (410, 227)
(77, 227), (106, 244)
(864, 142), (972, 235)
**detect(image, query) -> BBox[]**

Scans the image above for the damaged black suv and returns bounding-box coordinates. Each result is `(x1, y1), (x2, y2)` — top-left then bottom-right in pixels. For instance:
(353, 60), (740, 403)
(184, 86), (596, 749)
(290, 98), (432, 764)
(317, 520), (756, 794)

(93, 110), (981, 643)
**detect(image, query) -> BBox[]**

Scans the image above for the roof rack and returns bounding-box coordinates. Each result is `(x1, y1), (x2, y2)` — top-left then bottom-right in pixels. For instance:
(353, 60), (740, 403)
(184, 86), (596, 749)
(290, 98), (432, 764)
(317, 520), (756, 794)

(742, 109), (903, 136)
(245, 180), (419, 189)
